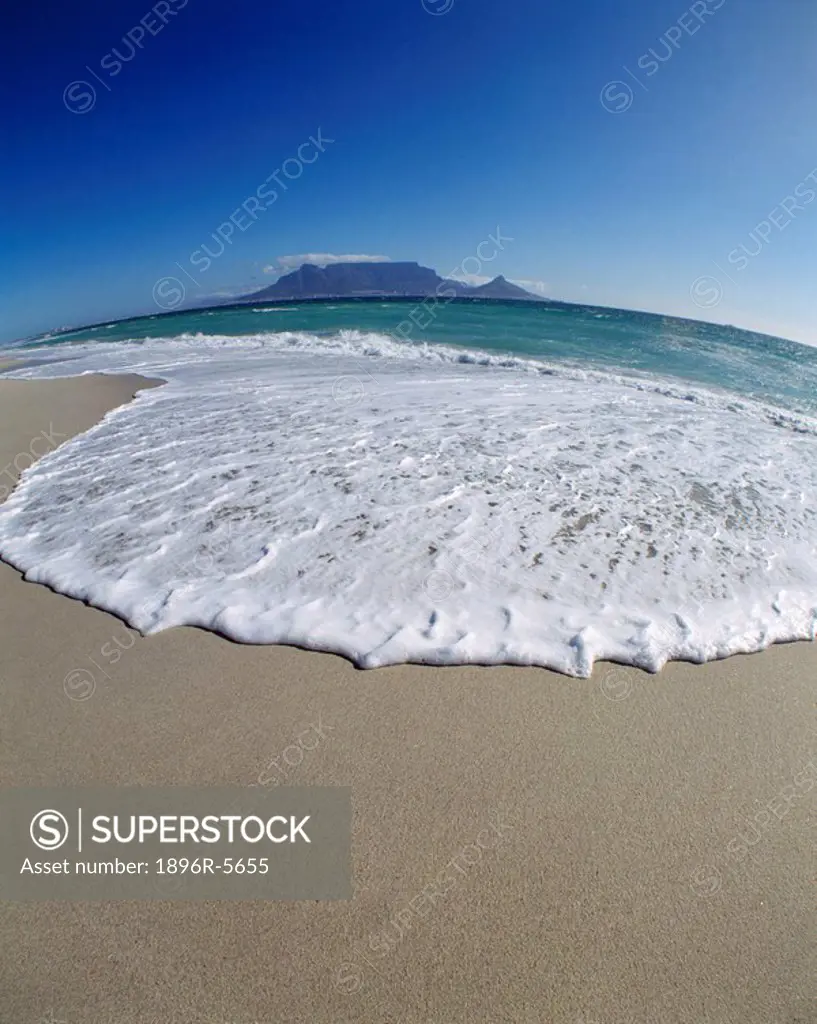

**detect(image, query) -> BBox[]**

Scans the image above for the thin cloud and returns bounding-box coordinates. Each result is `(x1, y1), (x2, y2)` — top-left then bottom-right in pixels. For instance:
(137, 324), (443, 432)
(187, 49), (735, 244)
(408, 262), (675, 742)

(206, 284), (264, 298)
(264, 253), (392, 274)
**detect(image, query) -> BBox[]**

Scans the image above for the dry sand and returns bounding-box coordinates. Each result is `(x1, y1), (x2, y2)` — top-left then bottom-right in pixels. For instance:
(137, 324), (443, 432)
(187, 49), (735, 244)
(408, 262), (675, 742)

(0, 374), (814, 1024)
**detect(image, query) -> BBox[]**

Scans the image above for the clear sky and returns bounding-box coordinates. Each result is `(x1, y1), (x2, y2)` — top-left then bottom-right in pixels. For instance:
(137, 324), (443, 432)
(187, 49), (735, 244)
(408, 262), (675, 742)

(3, 0), (817, 344)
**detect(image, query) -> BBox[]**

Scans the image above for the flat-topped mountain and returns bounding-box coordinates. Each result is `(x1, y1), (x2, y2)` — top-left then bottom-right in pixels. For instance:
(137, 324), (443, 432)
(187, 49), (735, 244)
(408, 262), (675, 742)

(243, 261), (542, 302)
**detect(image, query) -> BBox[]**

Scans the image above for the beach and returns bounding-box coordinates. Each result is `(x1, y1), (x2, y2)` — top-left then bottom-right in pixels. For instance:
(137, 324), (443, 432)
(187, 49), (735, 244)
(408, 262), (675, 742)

(0, 373), (815, 1024)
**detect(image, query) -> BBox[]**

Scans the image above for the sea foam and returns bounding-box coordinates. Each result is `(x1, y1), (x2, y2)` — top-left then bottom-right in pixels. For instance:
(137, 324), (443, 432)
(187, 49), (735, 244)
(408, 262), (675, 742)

(1, 329), (816, 675)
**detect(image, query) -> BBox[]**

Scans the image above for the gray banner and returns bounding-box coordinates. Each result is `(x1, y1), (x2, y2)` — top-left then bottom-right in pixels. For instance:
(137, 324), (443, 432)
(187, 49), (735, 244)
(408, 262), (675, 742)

(0, 786), (351, 901)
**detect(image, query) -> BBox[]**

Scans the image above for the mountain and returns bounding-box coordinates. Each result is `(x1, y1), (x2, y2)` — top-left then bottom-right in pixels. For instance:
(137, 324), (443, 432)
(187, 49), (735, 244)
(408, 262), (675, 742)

(242, 261), (542, 302)
(468, 275), (539, 300)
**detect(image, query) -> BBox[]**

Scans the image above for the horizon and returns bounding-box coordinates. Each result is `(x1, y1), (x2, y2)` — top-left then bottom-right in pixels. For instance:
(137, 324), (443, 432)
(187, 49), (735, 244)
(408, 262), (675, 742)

(5, 249), (817, 352)
(6, 281), (810, 354)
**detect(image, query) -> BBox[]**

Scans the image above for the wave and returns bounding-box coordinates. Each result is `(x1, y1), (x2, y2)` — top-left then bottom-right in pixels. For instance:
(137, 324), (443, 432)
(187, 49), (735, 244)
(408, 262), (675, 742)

(1, 328), (816, 675)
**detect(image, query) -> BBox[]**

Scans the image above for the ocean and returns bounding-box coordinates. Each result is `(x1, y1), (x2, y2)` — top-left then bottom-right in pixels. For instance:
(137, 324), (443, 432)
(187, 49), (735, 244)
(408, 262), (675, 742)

(2, 298), (816, 676)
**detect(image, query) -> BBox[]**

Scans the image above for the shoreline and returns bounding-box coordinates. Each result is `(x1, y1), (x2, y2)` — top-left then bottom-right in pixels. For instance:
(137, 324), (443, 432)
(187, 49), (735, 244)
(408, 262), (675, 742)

(0, 373), (815, 1023)
(1, 372), (814, 677)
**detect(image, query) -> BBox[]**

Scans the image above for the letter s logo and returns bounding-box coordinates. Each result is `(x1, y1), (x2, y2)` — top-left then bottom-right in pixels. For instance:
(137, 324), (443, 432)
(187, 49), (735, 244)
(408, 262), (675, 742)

(30, 810), (69, 850)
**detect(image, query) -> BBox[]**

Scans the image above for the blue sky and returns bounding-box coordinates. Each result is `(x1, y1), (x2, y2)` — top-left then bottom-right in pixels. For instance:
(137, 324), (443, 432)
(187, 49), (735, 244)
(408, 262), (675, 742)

(3, 0), (817, 344)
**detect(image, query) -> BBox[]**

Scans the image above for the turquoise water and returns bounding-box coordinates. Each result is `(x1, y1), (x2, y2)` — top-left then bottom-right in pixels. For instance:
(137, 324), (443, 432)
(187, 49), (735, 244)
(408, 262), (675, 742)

(3, 296), (817, 674)
(18, 298), (817, 417)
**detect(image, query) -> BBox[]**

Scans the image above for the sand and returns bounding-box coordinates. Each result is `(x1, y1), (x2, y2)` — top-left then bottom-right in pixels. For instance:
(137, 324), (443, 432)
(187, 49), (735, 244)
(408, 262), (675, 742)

(0, 373), (814, 1024)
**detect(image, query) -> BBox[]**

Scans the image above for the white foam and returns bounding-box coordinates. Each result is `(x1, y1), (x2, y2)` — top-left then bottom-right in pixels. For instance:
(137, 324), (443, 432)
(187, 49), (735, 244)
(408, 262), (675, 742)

(2, 329), (816, 675)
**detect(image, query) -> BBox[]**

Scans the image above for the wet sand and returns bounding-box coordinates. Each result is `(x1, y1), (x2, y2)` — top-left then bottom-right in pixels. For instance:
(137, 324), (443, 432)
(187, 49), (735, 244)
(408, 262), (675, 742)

(0, 374), (814, 1024)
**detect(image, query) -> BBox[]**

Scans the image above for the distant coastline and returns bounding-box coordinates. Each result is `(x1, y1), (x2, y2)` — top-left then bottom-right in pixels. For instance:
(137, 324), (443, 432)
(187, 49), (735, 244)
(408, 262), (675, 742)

(239, 260), (542, 304)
